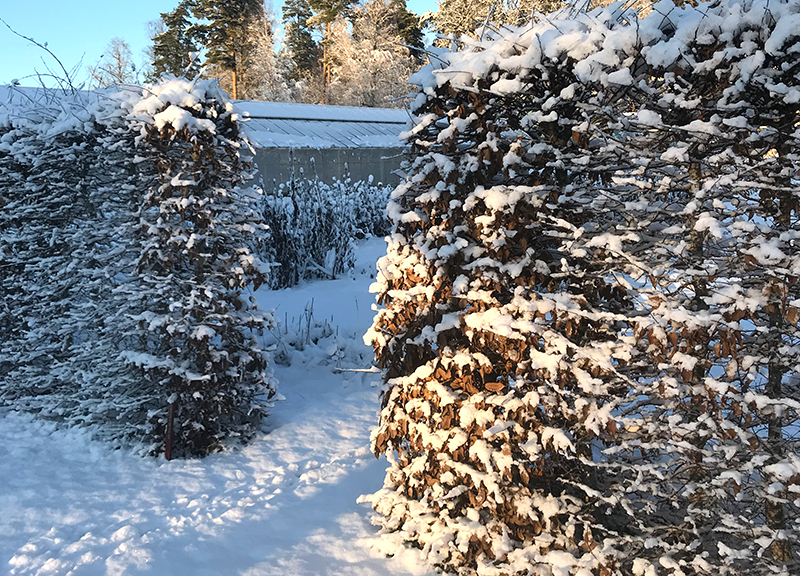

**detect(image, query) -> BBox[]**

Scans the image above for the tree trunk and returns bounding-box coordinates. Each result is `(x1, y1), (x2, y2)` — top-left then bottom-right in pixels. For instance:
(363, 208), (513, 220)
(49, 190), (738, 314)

(767, 314), (793, 562)
(231, 50), (238, 100)
(320, 21), (332, 105)
(326, 21), (332, 90)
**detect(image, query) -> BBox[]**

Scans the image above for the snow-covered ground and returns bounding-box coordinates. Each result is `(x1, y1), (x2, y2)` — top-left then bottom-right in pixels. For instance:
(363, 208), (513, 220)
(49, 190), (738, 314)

(0, 238), (433, 576)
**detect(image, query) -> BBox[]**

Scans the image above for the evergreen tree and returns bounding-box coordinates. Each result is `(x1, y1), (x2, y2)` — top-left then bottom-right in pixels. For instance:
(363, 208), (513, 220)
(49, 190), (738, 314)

(281, 0), (321, 83)
(307, 0), (353, 26)
(190, 0), (267, 98)
(150, 0), (201, 80)
(307, 0), (354, 102)
(389, 0), (425, 63)
(217, 6), (286, 100)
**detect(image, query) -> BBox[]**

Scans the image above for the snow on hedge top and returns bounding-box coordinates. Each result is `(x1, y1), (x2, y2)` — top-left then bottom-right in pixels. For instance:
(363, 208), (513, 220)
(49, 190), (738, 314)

(0, 85), (97, 134)
(408, 0), (800, 108)
(123, 78), (230, 133)
(0, 78), (231, 136)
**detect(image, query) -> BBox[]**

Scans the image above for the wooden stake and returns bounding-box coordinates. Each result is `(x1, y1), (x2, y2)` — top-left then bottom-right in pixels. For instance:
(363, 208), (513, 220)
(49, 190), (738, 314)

(165, 402), (175, 461)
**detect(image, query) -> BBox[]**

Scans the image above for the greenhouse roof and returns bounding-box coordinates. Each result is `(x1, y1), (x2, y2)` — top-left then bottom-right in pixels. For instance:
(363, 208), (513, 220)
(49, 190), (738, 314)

(235, 101), (409, 149)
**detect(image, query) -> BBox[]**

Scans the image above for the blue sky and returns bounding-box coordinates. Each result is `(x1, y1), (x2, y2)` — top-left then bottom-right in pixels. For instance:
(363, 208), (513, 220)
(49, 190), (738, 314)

(0, 0), (437, 87)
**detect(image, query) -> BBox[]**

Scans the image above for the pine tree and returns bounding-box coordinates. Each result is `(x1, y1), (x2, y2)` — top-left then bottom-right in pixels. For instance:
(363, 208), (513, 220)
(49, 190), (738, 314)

(389, 0), (424, 64)
(307, 0), (353, 27)
(307, 0), (354, 102)
(190, 0), (267, 99)
(239, 7), (290, 100)
(281, 0), (321, 83)
(150, 0), (201, 80)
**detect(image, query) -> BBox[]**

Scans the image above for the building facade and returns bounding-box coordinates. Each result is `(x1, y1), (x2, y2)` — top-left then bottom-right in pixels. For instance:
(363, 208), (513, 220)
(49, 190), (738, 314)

(236, 101), (409, 190)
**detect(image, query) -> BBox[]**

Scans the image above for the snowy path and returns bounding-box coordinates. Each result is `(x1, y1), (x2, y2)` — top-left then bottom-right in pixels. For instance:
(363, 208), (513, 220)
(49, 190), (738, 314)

(0, 238), (432, 576)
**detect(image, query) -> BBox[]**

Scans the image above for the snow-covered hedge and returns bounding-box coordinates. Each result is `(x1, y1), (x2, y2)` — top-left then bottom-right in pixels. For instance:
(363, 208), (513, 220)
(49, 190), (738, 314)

(364, 1), (800, 574)
(0, 79), (276, 457)
(261, 176), (391, 288)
